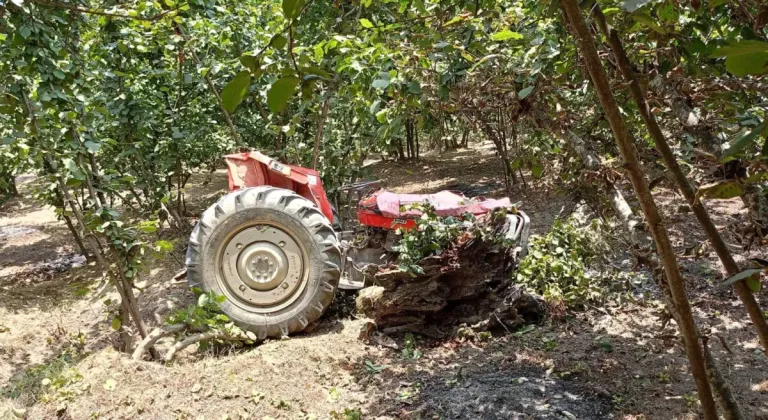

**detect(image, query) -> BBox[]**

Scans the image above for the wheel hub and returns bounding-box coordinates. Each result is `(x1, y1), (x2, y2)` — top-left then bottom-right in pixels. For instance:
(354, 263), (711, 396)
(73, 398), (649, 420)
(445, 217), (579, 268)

(237, 242), (289, 290)
(218, 224), (307, 311)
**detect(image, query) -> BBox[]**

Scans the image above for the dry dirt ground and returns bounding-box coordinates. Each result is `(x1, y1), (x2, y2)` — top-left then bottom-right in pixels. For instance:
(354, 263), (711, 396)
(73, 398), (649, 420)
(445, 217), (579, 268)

(1, 142), (767, 419)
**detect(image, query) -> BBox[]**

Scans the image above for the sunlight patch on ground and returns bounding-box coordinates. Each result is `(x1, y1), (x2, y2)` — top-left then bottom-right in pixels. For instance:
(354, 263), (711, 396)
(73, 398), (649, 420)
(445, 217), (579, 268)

(389, 177), (458, 194)
(0, 208), (59, 227)
(0, 226), (40, 240)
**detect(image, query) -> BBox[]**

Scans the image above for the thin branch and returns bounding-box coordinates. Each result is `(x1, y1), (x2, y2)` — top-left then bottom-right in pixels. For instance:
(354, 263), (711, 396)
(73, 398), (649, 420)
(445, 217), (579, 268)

(164, 330), (239, 362)
(247, 0), (316, 64)
(132, 324), (186, 361)
(288, 27), (301, 76)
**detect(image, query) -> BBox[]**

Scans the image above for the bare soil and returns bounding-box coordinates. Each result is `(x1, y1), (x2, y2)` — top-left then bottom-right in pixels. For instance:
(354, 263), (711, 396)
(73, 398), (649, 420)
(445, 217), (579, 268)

(1, 143), (767, 419)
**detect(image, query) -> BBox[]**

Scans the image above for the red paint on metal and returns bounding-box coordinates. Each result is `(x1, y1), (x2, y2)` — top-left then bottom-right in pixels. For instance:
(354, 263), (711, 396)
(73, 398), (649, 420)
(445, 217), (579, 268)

(224, 152), (334, 223)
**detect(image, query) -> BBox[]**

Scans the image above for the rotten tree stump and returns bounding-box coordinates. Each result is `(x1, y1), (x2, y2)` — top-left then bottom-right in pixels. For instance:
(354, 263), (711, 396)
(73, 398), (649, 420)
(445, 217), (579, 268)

(355, 217), (545, 338)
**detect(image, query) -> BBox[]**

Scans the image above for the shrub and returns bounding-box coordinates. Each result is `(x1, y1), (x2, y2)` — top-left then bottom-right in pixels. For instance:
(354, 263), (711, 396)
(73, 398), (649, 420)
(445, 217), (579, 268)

(516, 217), (613, 307)
(393, 203), (474, 274)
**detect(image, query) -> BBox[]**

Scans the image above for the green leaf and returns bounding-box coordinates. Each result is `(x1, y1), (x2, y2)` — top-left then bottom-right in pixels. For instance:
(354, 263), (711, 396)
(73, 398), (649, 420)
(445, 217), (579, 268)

(111, 316), (122, 331)
(725, 54), (768, 77)
(53, 70), (66, 80)
(722, 268), (763, 287)
(598, 339), (613, 352)
(301, 66), (331, 79)
(84, 141), (101, 153)
(712, 40), (768, 58)
(491, 29), (523, 41)
(221, 71), (251, 113)
(372, 79), (390, 89)
(63, 158), (85, 180)
(712, 41), (768, 76)
(746, 276), (762, 292)
(407, 81), (422, 95)
(530, 160), (543, 178)
(155, 240), (174, 252)
(376, 109), (388, 123)
(444, 16), (463, 26)
(632, 12), (667, 34)
(198, 293), (210, 307)
(518, 86), (534, 99)
(271, 35), (288, 50)
(282, 0), (298, 19)
(240, 55), (259, 72)
(719, 121), (766, 162)
(266, 76), (299, 113)
(359, 18), (374, 28)
(137, 221), (158, 233)
(694, 180), (744, 204)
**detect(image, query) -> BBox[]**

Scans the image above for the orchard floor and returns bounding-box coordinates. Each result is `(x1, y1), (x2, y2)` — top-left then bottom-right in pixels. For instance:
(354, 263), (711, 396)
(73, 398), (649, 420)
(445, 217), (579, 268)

(1, 142), (767, 420)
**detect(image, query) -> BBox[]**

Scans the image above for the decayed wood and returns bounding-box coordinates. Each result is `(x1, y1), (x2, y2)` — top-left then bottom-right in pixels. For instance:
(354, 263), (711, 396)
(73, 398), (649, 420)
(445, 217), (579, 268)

(560, 1), (718, 418)
(356, 217), (545, 335)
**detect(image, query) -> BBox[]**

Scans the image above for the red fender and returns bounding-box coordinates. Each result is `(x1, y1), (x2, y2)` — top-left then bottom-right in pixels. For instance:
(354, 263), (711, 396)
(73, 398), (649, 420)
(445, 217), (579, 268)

(224, 152), (335, 223)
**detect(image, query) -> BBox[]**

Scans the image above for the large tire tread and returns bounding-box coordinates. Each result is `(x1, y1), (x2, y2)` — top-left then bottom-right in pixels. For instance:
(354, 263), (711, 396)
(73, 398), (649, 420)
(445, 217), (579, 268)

(185, 186), (341, 339)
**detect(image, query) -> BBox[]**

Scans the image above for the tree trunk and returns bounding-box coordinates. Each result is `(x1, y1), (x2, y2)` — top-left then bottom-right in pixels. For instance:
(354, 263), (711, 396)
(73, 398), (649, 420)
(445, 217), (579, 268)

(87, 152), (108, 206)
(55, 171), (154, 355)
(478, 116), (514, 192)
(592, 4), (768, 356)
(24, 84), (153, 356)
(2, 174), (19, 196)
(62, 214), (89, 258)
(405, 118), (413, 159)
(560, 1), (718, 418)
(415, 122), (420, 160)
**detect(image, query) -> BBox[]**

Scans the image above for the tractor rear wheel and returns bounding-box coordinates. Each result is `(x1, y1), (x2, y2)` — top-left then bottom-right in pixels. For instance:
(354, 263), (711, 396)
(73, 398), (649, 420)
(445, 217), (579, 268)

(186, 186), (341, 338)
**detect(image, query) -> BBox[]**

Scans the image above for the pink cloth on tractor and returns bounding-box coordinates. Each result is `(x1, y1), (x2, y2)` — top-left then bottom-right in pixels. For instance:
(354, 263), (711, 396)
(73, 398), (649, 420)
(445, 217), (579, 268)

(374, 190), (511, 218)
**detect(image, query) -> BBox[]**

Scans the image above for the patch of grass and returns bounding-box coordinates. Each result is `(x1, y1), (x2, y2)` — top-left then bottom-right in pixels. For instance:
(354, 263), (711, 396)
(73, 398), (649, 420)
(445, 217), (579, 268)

(2, 331), (87, 406)
(364, 360), (387, 374)
(397, 382), (422, 401)
(684, 392), (699, 410)
(330, 408), (362, 420)
(658, 368), (671, 384)
(399, 332), (422, 360)
(1, 351), (82, 405)
(541, 336), (558, 352)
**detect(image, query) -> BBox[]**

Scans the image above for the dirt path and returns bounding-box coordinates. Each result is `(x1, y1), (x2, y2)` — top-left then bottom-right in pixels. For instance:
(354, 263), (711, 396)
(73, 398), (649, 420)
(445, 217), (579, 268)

(1, 144), (767, 419)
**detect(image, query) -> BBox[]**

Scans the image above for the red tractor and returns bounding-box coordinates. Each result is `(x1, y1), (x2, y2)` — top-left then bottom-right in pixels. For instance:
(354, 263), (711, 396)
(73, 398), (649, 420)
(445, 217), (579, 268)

(186, 152), (530, 339)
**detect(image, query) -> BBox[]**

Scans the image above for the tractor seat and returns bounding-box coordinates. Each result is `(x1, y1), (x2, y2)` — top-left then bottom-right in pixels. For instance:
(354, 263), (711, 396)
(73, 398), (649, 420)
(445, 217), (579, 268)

(363, 189), (513, 219)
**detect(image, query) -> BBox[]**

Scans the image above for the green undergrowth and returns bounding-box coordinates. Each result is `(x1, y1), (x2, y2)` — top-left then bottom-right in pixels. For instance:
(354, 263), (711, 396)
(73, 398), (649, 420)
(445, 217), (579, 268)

(163, 289), (262, 356)
(1, 333), (88, 406)
(516, 217), (626, 308)
(393, 203), (513, 275)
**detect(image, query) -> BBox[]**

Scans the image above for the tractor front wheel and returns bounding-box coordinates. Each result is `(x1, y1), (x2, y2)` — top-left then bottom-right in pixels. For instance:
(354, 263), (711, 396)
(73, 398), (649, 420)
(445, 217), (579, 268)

(185, 187), (341, 339)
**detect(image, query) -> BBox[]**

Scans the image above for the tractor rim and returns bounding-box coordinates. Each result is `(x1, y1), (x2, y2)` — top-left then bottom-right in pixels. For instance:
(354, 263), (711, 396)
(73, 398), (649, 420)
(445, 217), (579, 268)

(216, 222), (309, 313)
